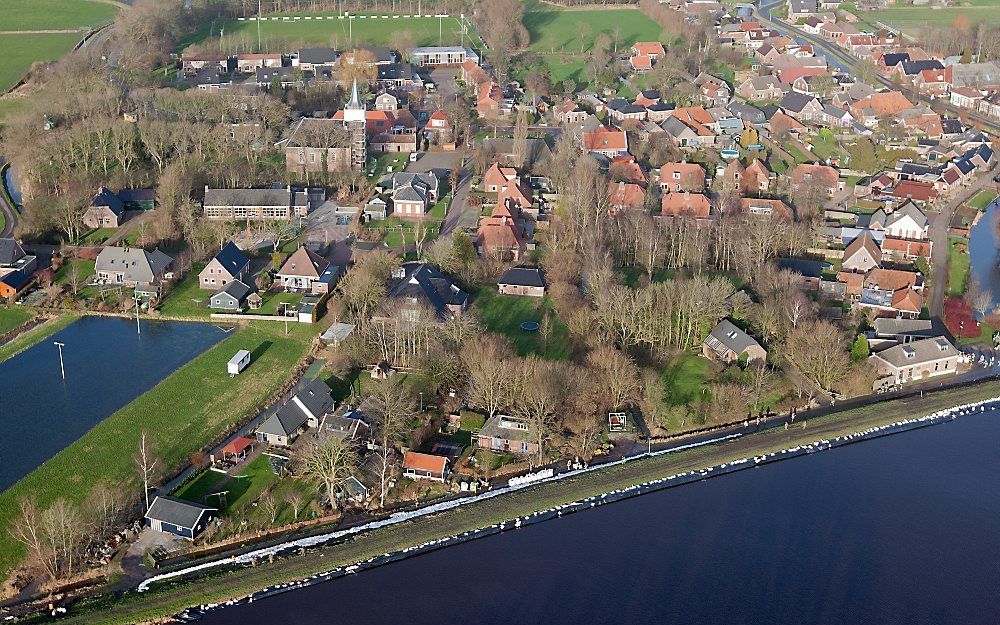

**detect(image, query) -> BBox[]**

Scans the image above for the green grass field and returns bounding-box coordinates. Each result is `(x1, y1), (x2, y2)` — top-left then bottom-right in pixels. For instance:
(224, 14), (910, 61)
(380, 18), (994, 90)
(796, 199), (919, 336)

(0, 307), (31, 335)
(523, 3), (663, 53)
(948, 237), (971, 298)
(865, 4), (1000, 36)
(474, 289), (571, 361)
(0, 321), (315, 576)
(968, 189), (999, 211)
(0, 32), (86, 92)
(2, 0), (118, 31)
(185, 14), (482, 55)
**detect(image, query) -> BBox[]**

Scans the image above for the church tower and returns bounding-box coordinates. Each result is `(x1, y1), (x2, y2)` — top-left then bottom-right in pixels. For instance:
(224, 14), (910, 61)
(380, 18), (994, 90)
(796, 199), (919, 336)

(344, 78), (367, 172)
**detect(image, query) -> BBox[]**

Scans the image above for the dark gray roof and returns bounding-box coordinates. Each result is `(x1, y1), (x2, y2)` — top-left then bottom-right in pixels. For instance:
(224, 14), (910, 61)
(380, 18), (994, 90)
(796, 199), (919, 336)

(145, 495), (215, 529)
(295, 377), (336, 421)
(387, 262), (468, 318)
(728, 101), (765, 121)
(0, 238), (26, 266)
(357, 45), (395, 63)
(95, 247), (173, 283)
(479, 414), (533, 443)
(256, 66), (299, 84)
(780, 91), (816, 113)
(117, 188), (155, 203)
(498, 267), (545, 288)
(777, 258), (828, 278)
(0, 269), (33, 290)
(873, 337), (958, 368)
(880, 53), (909, 68)
(91, 187), (125, 217)
(705, 319), (762, 355)
(213, 241), (250, 276)
(901, 60), (943, 75)
(212, 279), (253, 302)
(377, 63), (415, 81)
(204, 187), (307, 208)
(298, 47), (338, 64)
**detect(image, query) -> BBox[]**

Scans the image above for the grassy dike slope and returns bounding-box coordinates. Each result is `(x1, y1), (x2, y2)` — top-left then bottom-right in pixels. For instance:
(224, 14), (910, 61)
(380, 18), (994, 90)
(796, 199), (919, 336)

(59, 380), (1000, 625)
(0, 321), (314, 576)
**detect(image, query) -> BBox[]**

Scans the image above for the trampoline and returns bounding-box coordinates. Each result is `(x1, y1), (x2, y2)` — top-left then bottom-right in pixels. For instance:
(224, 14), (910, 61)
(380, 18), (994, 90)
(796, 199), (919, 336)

(520, 321), (540, 331)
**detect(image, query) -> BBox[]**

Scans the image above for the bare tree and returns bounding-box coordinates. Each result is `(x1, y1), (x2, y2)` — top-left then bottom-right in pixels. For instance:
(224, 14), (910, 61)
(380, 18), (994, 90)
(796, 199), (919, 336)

(462, 334), (516, 419)
(514, 358), (566, 466)
(12, 498), (86, 581)
(283, 490), (304, 522)
(369, 376), (416, 507)
(785, 320), (851, 394)
(260, 489), (279, 526)
(299, 435), (358, 510)
(587, 345), (639, 411)
(133, 431), (161, 511)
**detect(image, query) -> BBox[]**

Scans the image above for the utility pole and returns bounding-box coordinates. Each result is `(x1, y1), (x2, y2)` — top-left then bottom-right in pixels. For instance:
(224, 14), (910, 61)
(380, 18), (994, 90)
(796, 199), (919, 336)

(54, 342), (65, 380)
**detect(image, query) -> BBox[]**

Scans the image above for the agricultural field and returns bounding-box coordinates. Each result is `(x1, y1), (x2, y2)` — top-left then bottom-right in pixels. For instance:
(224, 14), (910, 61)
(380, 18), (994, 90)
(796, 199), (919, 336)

(185, 13), (482, 55)
(522, 1), (663, 54)
(0, 321), (315, 575)
(0, 32), (89, 93)
(863, 1), (1000, 36)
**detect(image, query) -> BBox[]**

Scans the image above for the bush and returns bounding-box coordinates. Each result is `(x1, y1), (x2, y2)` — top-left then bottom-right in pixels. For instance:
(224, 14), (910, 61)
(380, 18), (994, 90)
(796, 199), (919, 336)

(460, 410), (486, 431)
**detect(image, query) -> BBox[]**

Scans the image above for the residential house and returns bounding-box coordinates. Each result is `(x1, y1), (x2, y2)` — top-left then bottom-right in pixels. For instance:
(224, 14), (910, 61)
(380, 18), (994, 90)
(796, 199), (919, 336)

(888, 180), (938, 205)
(384, 172), (439, 218)
(0, 238), (36, 278)
(607, 181), (646, 212)
(870, 337), (960, 385)
(203, 186), (318, 221)
(736, 76), (785, 102)
(236, 53), (283, 73)
(145, 496), (216, 540)
(384, 262), (469, 319)
(376, 63), (419, 90)
(294, 47), (337, 73)
(83, 187), (126, 228)
(483, 162), (519, 194)
(497, 267), (546, 297)
(209, 279), (255, 311)
(658, 162), (706, 193)
(582, 126), (629, 158)
(740, 197), (793, 220)
(0, 270), (34, 303)
(703, 319), (766, 364)
(841, 232), (882, 273)
(94, 247), (173, 294)
(857, 268), (923, 318)
(276, 246), (333, 294)
(477, 82), (504, 120)
(199, 241), (250, 290)
(872, 318), (936, 344)
(850, 90), (913, 127)
(862, 201), (928, 240)
(256, 378), (334, 446)
(477, 201), (525, 260)
(779, 91), (823, 121)
(791, 163), (840, 197)
(402, 451), (449, 482)
(476, 415), (540, 456)
(661, 192), (711, 218)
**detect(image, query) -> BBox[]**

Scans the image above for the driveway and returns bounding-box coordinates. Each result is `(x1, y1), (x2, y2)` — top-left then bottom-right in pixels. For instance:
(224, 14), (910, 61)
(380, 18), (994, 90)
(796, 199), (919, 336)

(120, 528), (189, 583)
(428, 67), (460, 103)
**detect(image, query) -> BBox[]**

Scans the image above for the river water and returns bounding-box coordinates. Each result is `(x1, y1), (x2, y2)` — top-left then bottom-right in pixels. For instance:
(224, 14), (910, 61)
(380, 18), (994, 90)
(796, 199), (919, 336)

(201, 408), (1000, 625)
(0, 317), (225, 492)
(968, 199), (1000, 308)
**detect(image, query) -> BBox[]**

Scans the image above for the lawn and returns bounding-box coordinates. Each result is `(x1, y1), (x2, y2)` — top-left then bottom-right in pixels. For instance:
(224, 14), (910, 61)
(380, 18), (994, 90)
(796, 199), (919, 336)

(0, 32), (87, 92)
(0, 307), (31, 335)
(807, 129), (842, 163)
(2, 0), (118, 31)
(516, 55), (588, 91)
(968, 189), (998, 211)
(76, 228), (118, 246)
(173, 469), (229, 507)
(474, 289), (571, 361)
(174, 455), (279, 514)
(948, 237), (970, 298)
(247, 291), (303, 316)
(866, 5), (1000, 36)
(0, 321), (316, 576)
(184, 14), (482, 56)
(523, 3), (663, 54)
(157, 264), (212, 318)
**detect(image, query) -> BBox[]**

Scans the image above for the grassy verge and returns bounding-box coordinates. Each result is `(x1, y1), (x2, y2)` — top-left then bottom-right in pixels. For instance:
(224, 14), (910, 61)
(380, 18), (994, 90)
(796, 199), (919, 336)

(0, 312), (79, 363)
(968, 189), (998, 211)
(0, 307), (31, 335)
(948, 237), (970, 298)
(54, 380), (1000, 625)
(0, 321), (315, 576)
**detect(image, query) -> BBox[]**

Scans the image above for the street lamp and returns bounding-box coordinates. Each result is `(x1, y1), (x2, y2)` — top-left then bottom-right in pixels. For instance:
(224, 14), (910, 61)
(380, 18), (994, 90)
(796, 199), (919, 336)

(53, 342), (65, 380)
(419, 392), (424, 412)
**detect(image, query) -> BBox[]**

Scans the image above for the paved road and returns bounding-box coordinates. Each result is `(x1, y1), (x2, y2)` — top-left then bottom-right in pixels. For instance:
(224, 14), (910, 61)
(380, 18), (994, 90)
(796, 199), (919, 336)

(0, 161), (18, 238)
(927, 165), (1000, 316)
(756, 0), (1000, 135)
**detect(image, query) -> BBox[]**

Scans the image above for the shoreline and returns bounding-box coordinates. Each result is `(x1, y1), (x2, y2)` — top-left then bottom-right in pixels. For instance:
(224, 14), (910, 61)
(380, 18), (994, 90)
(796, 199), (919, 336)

(172, 397), (989, 621)
(45, 380), (1000, 625)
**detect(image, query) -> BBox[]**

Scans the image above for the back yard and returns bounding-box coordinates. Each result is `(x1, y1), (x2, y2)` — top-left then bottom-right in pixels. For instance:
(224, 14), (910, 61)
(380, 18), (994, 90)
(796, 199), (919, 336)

(474, 289), (572, 361)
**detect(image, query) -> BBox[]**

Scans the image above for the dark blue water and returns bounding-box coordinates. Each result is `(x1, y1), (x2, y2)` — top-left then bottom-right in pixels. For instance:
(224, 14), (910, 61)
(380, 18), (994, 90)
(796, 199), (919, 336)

(202, 409), (1000, 625)
(968, 200), (1000, 308)
(0, 317), (225, 491)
